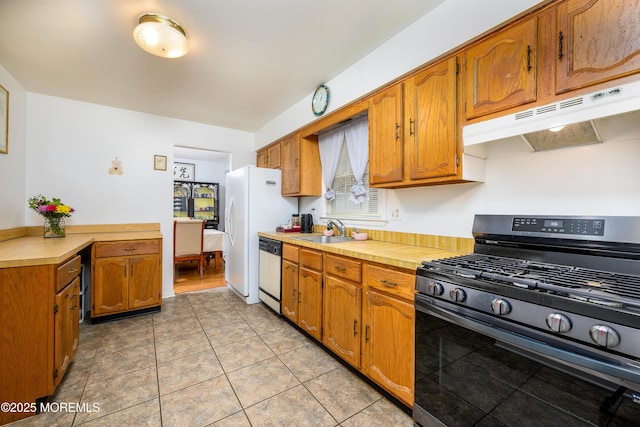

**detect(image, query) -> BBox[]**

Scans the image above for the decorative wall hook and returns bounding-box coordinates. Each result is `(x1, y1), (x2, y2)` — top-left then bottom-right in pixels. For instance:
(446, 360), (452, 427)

(109, 157), (123, 175)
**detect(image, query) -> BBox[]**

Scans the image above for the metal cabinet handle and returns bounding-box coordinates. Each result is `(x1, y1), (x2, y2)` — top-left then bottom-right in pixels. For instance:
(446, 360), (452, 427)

(67, 267), (78, 274)
(123, 247), (137, 252)
(558, 31), (564, 59)
(381, 279), (398, 288)
(353, 319), (358, 336)
(334, 265), (346, 272)
(409, 118), (415, 136)
(526, 45), (532, 72)
(365, 325), (370, 343)
(395, 123), (400, 140)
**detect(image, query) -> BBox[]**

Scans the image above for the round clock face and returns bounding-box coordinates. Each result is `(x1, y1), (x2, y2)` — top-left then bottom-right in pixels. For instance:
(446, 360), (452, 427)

(312, 84), (330, 116)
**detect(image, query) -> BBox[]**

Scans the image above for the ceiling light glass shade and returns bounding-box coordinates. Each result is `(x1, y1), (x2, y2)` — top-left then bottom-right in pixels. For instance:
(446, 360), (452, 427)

(133, 13), (189, 58)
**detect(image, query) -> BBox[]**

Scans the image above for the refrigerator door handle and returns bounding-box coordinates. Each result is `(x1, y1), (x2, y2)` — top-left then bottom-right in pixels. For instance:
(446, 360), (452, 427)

(227, 197), (235, 247)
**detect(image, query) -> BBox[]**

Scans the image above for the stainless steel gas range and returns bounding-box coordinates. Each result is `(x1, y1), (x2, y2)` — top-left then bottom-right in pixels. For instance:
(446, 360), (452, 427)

(414, 215), (640, 427)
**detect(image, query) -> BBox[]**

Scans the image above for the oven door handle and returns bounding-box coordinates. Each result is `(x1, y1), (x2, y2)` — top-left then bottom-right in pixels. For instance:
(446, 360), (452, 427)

(416, 295), (640, 387)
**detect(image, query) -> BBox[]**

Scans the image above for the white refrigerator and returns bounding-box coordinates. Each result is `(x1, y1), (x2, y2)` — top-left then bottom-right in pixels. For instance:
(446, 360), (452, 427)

(224, 166), (297, 304)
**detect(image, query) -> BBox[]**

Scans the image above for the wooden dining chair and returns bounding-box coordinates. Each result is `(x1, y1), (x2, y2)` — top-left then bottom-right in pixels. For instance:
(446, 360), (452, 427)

(173, 219), (205, 282)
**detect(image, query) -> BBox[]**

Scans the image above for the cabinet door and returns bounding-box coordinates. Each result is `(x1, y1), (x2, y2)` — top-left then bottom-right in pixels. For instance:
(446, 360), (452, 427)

(363, 290), (414, 406)
(257, 149), (268, 168)
(54, 277), (80, 387)
(128, 255), (161, 310)
(281, 134), (300, 195)
(299, 266), (322, 340)
(323, 276), (362, 368)
(369, 83), (404, 185)
(405, 57), (458, 181)
(267, 143), (281, 169)
(281, 259), (299, 323)
(93, 257), (128, 315)
(465, 17), (537, 119)
(556, 0), (640, 93)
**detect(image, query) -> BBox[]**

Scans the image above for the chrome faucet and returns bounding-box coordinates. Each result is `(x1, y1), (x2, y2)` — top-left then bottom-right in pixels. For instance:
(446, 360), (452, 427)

(327, 219), (345, 236)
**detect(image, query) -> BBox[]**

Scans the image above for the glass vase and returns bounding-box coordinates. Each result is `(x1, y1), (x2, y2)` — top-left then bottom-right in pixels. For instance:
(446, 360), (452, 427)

(44, 217), (66, 238)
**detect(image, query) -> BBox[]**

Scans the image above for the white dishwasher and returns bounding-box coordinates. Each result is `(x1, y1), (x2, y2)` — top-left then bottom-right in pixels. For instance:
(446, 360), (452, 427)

(258, 237), (282, 314)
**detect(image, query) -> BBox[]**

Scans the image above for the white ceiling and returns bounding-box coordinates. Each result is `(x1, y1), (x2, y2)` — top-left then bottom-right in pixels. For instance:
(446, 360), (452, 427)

(0, 0), (445, 132)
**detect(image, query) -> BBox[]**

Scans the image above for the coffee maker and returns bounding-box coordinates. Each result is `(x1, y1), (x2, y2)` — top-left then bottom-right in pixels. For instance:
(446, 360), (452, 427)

(300, 214), (313, 233)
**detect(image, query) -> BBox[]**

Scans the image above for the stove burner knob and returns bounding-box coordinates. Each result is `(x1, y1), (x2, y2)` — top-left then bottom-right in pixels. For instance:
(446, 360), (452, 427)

(490, 298), (511, 315)
(546, 313), (572, 333)
(427, 281), (444, 296)
(589, 325), (620, 348)
(449, 288), (466, 302)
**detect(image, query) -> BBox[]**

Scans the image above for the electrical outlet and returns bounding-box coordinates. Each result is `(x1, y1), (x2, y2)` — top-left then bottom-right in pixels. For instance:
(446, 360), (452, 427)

(390, 208), (401, 221)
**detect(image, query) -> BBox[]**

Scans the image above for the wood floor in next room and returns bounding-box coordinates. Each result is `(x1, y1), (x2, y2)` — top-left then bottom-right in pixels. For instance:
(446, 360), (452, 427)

(8, 287), (413, 426)
(173, 254), (226, 294)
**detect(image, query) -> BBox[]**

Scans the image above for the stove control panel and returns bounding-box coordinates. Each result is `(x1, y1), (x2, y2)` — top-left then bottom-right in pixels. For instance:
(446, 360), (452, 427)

(512, 217), (605, 236)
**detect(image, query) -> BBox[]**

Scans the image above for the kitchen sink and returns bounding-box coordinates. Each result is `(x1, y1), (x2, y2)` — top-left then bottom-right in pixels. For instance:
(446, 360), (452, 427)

(290, 235), (352, 244)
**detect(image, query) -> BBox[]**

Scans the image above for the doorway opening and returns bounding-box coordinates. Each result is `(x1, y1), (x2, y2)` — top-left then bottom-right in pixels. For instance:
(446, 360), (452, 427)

(173, 146), (231, 294)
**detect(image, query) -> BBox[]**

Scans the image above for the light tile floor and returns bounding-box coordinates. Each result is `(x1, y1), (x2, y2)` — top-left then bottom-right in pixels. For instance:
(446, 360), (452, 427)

(8, 287), (413, 426)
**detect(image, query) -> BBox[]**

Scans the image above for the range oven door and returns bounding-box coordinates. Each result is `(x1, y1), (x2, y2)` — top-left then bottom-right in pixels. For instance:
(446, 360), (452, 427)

(414, 294), (640, 427)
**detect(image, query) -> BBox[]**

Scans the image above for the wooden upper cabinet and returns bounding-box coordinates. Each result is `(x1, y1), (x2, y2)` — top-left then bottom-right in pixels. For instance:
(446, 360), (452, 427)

(369, 83), (404, 185)
(267, 143), (281, 169)
(281, 133), (322, 196)
(464, 17), (537, 119)
(281, 134), (301, 195)
(256, 143), (281, 169)
(256, 149), (268, 168)
(405, 56), (458, 181)
(555, 0), (640, 94)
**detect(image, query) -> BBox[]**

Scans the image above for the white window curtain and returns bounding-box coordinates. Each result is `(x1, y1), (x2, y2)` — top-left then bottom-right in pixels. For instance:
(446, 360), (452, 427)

(318, 127), (345, 201)
(344, 116), (369, 204)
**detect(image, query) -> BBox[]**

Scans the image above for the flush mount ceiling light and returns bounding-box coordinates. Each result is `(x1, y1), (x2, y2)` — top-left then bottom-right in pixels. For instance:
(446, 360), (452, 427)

(133, 13), (189, 58)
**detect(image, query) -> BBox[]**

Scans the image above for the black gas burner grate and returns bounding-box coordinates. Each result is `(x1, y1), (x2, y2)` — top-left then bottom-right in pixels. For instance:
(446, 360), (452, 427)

(421, 254), (640, 307)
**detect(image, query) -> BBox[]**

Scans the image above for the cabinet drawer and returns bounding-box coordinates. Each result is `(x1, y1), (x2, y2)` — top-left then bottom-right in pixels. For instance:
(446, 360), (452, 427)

(56, 255), (81, 293)
(367, 264), (415, 301)
(325, 254), (362, 283)
(300, 248), (322, 271)
(94, 240), (160, 258)
(282, 243), (299, 263)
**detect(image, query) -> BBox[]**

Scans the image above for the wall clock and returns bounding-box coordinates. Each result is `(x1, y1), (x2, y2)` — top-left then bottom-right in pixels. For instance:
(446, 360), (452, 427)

(312, 84), (330, 116)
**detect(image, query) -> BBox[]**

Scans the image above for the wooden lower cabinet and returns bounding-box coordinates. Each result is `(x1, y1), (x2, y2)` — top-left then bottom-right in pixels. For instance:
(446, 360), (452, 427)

(363, 263), (415, 406)
(0, 255), (81, 425)
(323, 275), (362, 368)
(54, 276), (80, 386)
(282, 244), (323, 341)
(298, 249), (323, 340)
(91, 239), (162, 318)
(363, 289), (414, 406)
(281, 258), (299, 322)
(282, 249), (415, 407)
(323, 254), (363, 369)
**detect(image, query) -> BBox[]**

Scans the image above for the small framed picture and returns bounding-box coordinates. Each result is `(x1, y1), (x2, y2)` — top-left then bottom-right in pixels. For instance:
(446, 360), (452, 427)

(154, 155), (167, 171)
(0, 83), (8, 154)
(174, 162), (195, 181)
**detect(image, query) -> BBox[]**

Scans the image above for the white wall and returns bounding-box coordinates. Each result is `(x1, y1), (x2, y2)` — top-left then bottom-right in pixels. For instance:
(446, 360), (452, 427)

(0, 64), (27, 229)
(26, 93), (254, 298)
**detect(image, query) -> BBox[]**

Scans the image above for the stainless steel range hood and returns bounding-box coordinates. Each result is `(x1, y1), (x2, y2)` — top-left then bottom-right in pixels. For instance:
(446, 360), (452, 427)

(463, 80), (640, 153)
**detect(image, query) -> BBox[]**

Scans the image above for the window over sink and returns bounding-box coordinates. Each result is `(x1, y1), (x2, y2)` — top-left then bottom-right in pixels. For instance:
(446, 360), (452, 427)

(320, 116), (383, 220)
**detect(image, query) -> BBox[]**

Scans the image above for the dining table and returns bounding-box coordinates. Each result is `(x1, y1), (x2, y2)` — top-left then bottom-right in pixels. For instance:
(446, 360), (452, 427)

(203, 228), (225, 271)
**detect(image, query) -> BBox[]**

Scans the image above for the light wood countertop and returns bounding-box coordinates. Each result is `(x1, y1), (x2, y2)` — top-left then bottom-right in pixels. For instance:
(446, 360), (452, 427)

(258, 231), (468, 271)
(0, 231), (162, 268)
